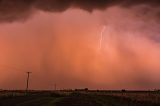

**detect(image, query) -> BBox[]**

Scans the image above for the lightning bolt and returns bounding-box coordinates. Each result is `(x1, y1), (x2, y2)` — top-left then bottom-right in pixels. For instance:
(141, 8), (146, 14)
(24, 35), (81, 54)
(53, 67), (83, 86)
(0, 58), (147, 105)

(99, 26), (106, 50)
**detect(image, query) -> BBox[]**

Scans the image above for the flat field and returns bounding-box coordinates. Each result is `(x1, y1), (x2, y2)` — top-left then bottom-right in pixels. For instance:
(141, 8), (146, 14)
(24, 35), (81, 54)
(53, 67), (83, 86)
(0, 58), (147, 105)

(0, 90), (160, 106)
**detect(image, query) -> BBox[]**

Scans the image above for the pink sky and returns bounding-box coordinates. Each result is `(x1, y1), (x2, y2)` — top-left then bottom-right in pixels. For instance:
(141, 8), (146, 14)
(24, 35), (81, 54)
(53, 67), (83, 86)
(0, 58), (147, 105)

(0, 6), (160, 90)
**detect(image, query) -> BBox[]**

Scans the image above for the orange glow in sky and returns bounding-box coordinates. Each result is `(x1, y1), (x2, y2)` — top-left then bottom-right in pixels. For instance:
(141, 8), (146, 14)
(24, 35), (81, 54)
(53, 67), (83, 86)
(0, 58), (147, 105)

(0, 5), (160, 90)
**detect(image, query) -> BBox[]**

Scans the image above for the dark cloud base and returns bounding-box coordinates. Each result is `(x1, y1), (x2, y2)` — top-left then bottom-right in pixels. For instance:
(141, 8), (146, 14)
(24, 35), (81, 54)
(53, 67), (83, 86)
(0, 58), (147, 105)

(0, 0), (160, 22)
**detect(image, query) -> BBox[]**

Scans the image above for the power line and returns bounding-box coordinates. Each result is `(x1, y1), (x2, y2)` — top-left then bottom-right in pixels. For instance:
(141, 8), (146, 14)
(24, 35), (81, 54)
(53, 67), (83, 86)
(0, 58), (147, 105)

(0, 64), (27, 72)
(55, 84), (57, 91)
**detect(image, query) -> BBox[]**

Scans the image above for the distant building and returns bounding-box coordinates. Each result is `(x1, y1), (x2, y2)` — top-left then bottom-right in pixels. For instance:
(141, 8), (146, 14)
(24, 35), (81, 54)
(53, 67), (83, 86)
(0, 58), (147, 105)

(121, 89), (126, 92)
(75, 88), (89, 92)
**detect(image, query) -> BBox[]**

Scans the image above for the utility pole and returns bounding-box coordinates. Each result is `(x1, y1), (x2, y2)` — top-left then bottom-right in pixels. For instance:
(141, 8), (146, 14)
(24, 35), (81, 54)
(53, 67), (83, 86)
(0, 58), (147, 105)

(54, 84), (57, 91)
(26, 72), (32, 92)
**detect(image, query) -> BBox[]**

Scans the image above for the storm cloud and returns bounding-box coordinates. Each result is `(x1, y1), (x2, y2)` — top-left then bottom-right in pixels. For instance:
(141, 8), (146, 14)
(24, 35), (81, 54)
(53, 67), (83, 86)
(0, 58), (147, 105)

(0, 0), (160, 22)
(0, 0), (160, 90)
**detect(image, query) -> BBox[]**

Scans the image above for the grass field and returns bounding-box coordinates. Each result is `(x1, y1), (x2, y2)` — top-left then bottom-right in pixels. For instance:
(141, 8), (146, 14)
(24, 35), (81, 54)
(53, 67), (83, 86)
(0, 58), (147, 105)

(0, 90), (160, 106)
